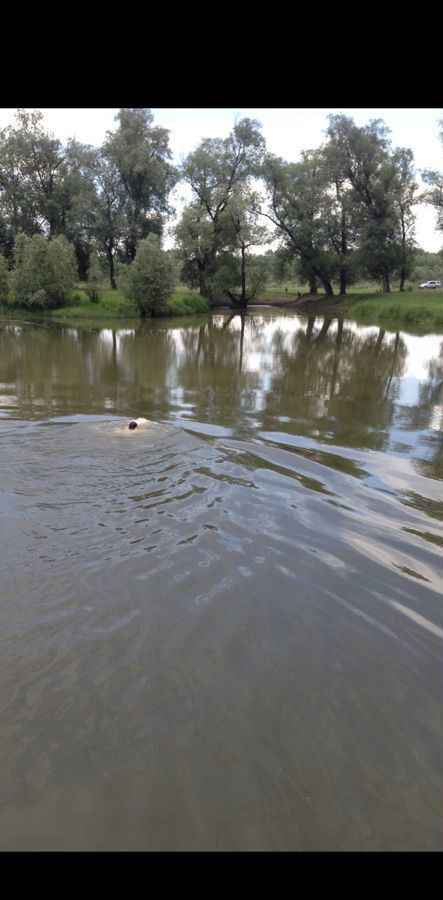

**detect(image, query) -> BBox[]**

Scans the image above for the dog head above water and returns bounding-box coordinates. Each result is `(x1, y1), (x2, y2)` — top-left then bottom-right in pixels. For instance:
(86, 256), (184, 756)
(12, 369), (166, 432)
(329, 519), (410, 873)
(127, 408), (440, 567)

(128, 417), (149, 431)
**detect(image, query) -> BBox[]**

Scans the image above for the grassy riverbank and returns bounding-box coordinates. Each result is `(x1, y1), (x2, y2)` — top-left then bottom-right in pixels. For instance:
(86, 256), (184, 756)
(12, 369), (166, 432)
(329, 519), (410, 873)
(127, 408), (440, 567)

(342, 290), (443, 332)
(288, 289), (443, 334)
(0, 287), (210, 321)
(2, 283), (442, 334)
(239, 283), (443, 334)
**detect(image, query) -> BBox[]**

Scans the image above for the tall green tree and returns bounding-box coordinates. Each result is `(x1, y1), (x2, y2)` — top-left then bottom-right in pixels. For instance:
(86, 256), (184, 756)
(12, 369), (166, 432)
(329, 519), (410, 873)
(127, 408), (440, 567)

(0, 112), (100, 275)
(421, 117), (443, 233)
(103, 109), (176, 263)
(262, 150), (337, 297)
(177, 118), (266, 299)
(391, 147), (417, 290)
(0, 110), (43, 255)
(55, 140), (100, 279)
(213, 188), (269, 308)
(325, 115), (407, 293)
(88, 150), (126, 289)
(0, 110), (72, 240)
(321, 140), (361, 295)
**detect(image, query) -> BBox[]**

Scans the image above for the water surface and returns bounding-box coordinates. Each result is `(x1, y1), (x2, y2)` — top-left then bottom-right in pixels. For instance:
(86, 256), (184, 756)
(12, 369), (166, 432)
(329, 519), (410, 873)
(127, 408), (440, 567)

(0, 311), (442, 850)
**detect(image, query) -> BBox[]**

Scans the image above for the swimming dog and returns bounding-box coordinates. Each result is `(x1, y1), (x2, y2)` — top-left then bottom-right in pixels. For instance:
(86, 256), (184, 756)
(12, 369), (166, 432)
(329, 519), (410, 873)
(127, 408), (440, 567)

(128, 417), (149, 431)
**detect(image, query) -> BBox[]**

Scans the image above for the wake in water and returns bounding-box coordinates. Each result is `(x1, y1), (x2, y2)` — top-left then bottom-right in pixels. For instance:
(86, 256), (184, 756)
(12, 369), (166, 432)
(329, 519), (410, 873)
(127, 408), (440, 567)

(94, 417), (176, 441)
(0, 412), (442, 851)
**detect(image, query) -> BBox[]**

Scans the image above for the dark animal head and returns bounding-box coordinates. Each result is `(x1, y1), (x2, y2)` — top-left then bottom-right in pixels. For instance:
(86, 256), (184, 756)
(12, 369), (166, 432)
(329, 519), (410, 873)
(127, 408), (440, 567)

(128, 421), (138, 430)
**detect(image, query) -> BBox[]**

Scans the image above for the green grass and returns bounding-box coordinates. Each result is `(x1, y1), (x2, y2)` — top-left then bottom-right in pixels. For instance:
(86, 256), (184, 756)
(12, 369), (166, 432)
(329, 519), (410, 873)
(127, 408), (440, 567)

(332, 290), (443, 334)
(158, 293), (211, 316)
(49, 288), (138, 319)
(258, 282), (443, 333)
(0, 286), (210, 323)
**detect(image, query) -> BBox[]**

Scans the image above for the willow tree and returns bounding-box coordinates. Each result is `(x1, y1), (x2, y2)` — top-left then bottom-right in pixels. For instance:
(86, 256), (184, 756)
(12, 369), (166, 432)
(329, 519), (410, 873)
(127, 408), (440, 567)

(103, 108), (177, 263)
(177, 118), (266, 300)
(0, 110), (49, 255)
(321, 138), (362, 295)
(212, 188), (269, 308)
(90, 150), (126, 290)
(391, 147), (417, 290)
(0, 110), (68, 242)
(0, 112), (101, 276)
(421, 117), (443, 233)
(262, 149), (338, 297)
(325, 115), (408, 293)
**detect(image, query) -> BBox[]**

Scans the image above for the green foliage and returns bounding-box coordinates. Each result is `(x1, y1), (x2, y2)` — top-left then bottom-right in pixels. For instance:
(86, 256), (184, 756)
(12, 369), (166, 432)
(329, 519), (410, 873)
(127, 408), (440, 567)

(103, 109), (177, 262)
(0, 252), (9, 303)
(207, 251), (269, 307)
(421, 169), (443, 231)
(263, 149), (341, 295)
(120, 234), (176, 316)
(86, 253), (102, 302)
(10, 233), (77, 309)
(343, 289), (443, 333)
(410, 249), (443, 284)
(158, 293), (210, 316)
(1, 107), (442, 303)
(177, 118), (266, 299)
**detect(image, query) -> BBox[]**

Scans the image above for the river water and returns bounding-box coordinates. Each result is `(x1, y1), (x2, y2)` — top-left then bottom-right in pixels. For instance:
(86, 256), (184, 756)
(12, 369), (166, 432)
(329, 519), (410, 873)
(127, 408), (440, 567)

(0, 311), (442, 850)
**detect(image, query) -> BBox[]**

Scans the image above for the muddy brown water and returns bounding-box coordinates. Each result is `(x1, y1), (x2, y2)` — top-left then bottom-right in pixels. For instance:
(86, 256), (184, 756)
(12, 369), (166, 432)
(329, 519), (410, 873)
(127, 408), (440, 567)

(0, 311), (442, 850)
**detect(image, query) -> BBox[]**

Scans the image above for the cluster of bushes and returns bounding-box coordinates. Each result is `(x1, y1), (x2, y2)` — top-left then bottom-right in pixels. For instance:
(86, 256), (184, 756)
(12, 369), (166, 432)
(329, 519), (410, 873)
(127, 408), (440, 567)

(1, 234), (77, 309)
(0, 233), (211, 318)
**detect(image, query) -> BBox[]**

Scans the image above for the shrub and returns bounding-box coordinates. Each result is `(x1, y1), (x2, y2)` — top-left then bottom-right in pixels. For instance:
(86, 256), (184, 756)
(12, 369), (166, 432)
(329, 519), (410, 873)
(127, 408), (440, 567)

(11, 234), (78, 309)
(121, 235), (176, 316)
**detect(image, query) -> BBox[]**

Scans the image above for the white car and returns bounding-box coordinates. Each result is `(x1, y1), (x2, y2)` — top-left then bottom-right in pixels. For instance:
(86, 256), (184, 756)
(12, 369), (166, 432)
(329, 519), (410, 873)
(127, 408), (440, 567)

(419, 280), (441, 289)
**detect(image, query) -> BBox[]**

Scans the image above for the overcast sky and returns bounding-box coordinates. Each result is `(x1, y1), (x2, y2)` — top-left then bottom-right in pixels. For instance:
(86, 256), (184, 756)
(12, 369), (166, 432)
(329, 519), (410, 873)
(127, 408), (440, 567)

(0, 107), (442, 251)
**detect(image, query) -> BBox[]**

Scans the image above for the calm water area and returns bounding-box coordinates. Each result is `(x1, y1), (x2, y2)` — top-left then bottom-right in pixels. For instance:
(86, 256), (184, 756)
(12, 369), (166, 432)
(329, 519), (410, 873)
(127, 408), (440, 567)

(0, 309), (442, 850)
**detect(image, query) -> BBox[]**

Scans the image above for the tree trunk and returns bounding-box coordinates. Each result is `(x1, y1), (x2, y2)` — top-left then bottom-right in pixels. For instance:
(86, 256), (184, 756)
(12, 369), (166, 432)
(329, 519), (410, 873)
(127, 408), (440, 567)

(321, 277), (334, 298)
(399, 265), (406, 292)
(399, 215), (407, 291)
(198, 264), (209, 299)
(382, 269), (390, 293)
(127, 238), (137, 263)
(308, 275), (318, 294)
(315, 269), (334, 298)
(339, 209), (347, 295)
(107, 247), (116, 290)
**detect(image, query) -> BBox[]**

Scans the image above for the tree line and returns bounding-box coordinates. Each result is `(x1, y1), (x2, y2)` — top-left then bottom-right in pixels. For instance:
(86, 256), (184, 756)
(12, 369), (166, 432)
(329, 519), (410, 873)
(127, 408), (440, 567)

(0, 108), (442, 311)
